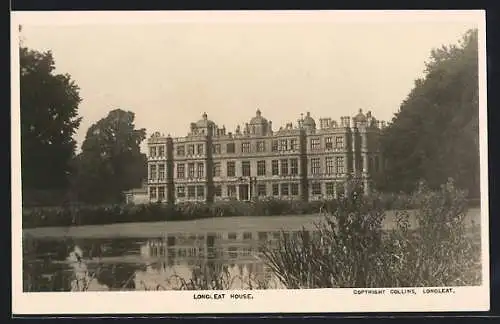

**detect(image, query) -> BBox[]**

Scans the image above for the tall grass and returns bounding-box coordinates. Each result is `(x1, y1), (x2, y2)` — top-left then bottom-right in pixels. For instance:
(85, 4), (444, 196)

(262, 179), (482, 288)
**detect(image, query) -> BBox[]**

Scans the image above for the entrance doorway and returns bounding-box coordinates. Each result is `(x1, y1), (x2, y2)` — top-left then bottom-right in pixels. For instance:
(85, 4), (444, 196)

(239, 184), (249, 201)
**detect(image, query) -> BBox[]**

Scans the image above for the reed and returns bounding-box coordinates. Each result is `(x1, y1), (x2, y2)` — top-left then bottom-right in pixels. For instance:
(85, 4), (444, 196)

(261, 179), (482, 288)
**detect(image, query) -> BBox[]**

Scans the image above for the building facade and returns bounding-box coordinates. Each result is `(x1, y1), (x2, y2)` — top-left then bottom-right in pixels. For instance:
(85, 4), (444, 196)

(147, 109), (385, 203)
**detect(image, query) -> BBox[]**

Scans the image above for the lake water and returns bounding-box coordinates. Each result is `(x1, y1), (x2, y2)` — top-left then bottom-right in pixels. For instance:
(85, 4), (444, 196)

(23, 230), (292, 291)
(22, 208), (482, 292)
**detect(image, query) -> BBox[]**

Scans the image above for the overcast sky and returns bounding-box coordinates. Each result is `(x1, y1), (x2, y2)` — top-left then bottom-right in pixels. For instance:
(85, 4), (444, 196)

(16, 11), (480, 153)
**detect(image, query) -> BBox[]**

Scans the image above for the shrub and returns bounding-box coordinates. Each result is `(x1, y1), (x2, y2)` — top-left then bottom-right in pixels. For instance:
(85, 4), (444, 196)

(262, 179), (482, 288)
(262, 189), (389, 288)
(22, 198), (338, 228)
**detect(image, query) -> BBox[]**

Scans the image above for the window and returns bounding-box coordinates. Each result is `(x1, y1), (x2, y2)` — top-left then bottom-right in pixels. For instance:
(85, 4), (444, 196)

(188, 163), (195, 178)
(375, 156), (380, 172)
(197, 144), (204, 155)
(326, 182), (335, 196)
(325, 137), (333, 150)
(177, 163), (185, 179)
(227, 161), (236, 177)
(149, 187), (157, 200)
(257, 184), (267, 196)
(291, 183), (299, 196)
(326, 157), (334, 174)
(214, 185), (222, 197)
(241, 142), (251, 153)
(158, 164), (165, 180)
(227, 142), (235, 153)
(311, 138), (321, 150)
(227, 185), (236, 198)
(149, 146), (157, 157)
(196, 185), (205, 198)
(158, 146), (165, 157)
(280, 159), (288, 175)
(213, 162), (221, 177)
(272, 160), (279, 176)
(290, 159), (298, 175)
(187, 186), (196, 198)
(257, 161), (266, 176)
(242, 161), (251, 177)
(280, 139), (288, 151)
(228, 232), (237, 240)
(177, 186), (185, 198)
(197, 163), (204, 178)
(187, 144), (195, 155)
(290, 139), (298, 151)
(243, 232), (252, 240)
(272, 184), (279, 196)
(335, 136), (344, 148)
(149, 164), (157, 180)
(272, 140), (279, 152)
(312, 183), (322, 195)
(256, 141), (265, 152)
(311, 158), (321, 174)
(158, 187), (165, 200)
(336, 157), (345, 174)
(176, 145), (185, 156)
(281, 183), (289, 196)
(228, 247), (238, 259)
(213, 144), (221, 154)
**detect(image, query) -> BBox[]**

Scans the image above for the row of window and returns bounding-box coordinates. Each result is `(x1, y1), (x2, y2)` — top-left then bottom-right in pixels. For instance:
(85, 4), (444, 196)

(149, 145), (166, 158)
(177, 157), (344, 179)
(175, 162), (205, 179)
(149, 156), (348, 181)
(149, 186), (166, 200)
(149, 135), (348, 158)
(211, 159), (301, 178)
(149, 164), (166, 180)
(149, 182), (344, 200)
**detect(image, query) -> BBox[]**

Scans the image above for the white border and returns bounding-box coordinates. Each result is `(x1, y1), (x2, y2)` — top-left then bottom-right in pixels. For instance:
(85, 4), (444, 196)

(11, 10), (489, 314)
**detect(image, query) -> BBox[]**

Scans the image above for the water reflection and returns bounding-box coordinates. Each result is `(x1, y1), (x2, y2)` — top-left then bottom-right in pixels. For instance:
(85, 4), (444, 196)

(23, 229), (307, 291)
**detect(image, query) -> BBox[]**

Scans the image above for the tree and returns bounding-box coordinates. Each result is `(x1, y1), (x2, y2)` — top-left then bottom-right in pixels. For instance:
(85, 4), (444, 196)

(73, 109), (147, 204)
(20, 46), (82, 194)
(376, 29), (479, 197)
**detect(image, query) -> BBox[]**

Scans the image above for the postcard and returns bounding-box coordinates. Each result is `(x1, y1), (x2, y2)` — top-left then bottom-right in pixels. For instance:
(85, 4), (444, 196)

(12, 10), (489, 314)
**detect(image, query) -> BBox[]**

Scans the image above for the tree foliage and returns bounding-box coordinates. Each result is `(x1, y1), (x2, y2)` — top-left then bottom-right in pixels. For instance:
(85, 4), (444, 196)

(376, 29), (480, 197)
(73, 109), (147, 204)
(20, 47), (82, 192)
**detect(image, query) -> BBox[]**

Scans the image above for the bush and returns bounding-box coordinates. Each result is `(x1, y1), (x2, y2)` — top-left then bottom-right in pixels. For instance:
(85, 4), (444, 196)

(262, 179), (482, 288)
(22, 198), (335, 228)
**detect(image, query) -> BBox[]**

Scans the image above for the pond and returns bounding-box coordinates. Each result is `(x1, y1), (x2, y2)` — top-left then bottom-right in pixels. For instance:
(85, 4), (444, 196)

(22, 230), (292, 291)
(22, 208), (482, 292)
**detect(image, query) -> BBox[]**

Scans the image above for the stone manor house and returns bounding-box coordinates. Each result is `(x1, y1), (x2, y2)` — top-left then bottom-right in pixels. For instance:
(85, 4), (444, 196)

(146, 109), (385, 204)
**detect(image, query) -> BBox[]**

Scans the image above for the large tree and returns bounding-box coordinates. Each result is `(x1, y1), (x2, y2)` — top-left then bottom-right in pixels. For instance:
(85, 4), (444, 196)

(376, 29), (479, 197)
(73, 109), (147, 204)
(20, 46), (82, 194)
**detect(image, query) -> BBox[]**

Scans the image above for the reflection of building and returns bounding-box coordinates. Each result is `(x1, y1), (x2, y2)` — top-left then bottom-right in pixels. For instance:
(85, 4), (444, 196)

(137, 230), (296, 289)
(147, 109), (385, 203)
(139, 230), (304, 262)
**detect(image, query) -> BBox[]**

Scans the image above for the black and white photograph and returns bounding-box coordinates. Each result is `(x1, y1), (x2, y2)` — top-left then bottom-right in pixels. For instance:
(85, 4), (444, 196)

(12, 10), (489, 314)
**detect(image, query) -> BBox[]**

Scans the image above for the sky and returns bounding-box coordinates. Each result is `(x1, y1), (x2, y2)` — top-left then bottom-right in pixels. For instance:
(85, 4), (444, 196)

(16, 11), (481, 153)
